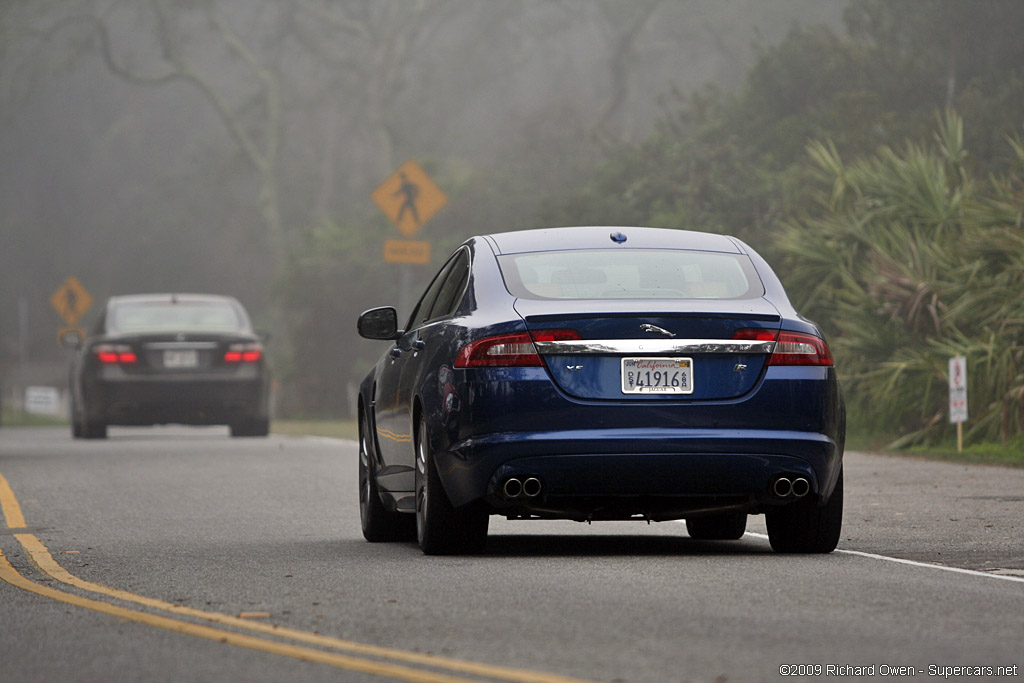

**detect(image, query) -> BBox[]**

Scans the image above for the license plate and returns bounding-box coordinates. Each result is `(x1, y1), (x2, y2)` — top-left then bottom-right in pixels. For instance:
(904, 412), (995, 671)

(621, 357), (693, 394)
(163, 350), (198, 368)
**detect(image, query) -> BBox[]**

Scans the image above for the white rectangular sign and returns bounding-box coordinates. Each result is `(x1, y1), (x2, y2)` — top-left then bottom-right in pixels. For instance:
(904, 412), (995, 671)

(25, 386), (61, 416)
(948, 356), (968, 424)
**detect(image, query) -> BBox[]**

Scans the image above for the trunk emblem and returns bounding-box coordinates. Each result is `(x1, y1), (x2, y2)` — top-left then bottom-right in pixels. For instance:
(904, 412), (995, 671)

(640, 324), (675, 338)
(566, 365), (583, 371)
(733, 364), (748, 372)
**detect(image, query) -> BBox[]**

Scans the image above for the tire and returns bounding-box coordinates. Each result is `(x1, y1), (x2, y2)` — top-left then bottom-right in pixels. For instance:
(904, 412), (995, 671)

(82, 419), (107, 439)
(231, 417), (269, 437)
(70, 401), (83, 439)
(359, 411), (415, 542)
(766, 468), (843, 553)
(415, 419), (488, 555)
(686, 512), (747, 540)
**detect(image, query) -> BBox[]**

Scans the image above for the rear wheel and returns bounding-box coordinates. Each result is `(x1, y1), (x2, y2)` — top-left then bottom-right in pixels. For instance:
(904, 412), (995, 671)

(766, 468), (843, 553)
(80, 419), (105, 440)
(81, 409), (107, 439)
(685, 512), (747, 540)
(230, 416), (269, 437)
(70, 401), (83, 439)
(415, 419), (488, 555)
(359, 410), (415, 542)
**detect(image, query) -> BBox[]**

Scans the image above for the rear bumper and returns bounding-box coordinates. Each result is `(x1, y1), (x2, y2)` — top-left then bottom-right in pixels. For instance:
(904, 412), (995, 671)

(82, 371), (268, 426)
(438, 427), (841, 516)
(426, 365), (844, 516)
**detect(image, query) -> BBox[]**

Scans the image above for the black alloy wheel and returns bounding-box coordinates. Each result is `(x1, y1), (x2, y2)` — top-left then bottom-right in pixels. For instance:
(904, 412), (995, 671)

(359, 409), (414, 542)
(415, 419), (488, 555)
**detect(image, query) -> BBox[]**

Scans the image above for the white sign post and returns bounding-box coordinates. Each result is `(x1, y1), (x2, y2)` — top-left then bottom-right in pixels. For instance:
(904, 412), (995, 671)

(948, 356), (968, 452)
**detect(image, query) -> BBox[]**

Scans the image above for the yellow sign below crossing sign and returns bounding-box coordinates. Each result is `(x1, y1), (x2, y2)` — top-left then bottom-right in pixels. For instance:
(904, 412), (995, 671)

(383, 239), (431, 265)
(371, 160), (447, 237)
(50, 276), (93, 326)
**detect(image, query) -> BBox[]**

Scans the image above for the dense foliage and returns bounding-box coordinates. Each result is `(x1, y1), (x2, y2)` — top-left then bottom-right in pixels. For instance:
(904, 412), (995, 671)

(780, 114), (1024, 445)
(540, 2), (1024, 446)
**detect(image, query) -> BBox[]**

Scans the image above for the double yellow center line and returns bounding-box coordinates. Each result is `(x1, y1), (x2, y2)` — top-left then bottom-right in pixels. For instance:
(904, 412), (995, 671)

(0, 471), (598, 683)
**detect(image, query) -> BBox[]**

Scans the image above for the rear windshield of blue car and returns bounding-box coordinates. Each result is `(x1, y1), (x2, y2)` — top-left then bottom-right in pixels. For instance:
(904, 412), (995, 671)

(498, 249), (763, 300)
(108, 301), (247, 334)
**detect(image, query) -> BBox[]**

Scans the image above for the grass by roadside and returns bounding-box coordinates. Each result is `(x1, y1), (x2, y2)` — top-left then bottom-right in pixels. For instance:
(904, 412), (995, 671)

(899, 440), (1024, 468)
(846, 427), (1024, 468)
(0, 410), (67, 428)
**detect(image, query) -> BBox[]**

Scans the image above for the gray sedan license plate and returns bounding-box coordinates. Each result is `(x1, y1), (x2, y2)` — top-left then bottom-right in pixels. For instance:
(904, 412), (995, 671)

(621, 357), (693, 394)
(164, 349), (198, 368)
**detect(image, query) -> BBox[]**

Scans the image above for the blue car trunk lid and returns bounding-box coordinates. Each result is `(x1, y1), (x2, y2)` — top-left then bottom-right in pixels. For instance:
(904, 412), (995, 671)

(514, 298), (782, 400)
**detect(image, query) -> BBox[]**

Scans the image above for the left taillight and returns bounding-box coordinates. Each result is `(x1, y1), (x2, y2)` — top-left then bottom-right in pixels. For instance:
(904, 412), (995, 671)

(733, 329), (834, 366)
(224, 342), (263, 363)
(455, 330), (579, 368)
(95, 344), (137, 364)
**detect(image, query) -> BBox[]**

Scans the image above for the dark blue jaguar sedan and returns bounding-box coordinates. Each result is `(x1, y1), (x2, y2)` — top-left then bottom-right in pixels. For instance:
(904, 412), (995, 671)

(357, 227), (844, 555)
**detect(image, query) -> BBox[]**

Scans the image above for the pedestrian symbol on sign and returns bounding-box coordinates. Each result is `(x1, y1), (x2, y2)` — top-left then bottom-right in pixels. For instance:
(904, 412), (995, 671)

(371, 160), (447, 237)
(395, 172), (421, 226)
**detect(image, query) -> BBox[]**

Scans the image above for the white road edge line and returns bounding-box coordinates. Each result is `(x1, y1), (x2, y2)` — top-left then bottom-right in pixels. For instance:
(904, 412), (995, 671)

(742, 531), (1024, 584)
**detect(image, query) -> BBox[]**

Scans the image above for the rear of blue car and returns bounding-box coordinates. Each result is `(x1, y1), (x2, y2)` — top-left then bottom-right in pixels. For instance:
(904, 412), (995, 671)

(360, 227), (845, 554)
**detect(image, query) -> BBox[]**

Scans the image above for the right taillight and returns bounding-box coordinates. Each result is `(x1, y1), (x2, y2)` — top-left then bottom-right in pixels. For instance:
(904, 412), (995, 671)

(733, 329), (833, 366)
(224, 342), (263, 363)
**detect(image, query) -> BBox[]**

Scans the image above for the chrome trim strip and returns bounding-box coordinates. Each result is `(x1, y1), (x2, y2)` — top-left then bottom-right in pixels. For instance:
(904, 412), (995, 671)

(533, 339), (776, 355)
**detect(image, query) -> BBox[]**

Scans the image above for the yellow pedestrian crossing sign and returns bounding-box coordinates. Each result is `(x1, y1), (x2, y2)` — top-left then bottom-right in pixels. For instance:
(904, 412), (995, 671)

(371, 160), (447, 237)
(51, 276), (93, 326)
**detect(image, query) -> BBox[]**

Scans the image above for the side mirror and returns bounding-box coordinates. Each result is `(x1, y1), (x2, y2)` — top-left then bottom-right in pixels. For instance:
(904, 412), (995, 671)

(59, 329), (83, 349)
(358, 307), (401, 340)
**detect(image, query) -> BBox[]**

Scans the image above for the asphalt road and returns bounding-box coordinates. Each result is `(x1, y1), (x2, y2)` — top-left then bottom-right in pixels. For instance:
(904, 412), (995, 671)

(1, 426), (1022, 683)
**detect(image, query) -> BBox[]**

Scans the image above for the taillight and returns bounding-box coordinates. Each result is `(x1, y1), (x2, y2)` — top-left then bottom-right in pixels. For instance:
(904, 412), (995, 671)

(733, 329), (833, 366)
(224, 343), (263, 363)
(455, 330), (580, 368)
(95, 344), (137, 364)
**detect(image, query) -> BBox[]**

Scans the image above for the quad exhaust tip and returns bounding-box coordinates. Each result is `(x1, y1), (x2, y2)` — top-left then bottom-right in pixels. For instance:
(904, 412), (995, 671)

(502, 477), (542, 500)
(503, 478), (523, 499)
(791, 477), (811, 498)
(772, 476), (810, 499)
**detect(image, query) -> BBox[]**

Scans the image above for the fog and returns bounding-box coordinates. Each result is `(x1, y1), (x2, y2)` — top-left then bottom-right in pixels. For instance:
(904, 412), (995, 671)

(0, 1), (845, 415)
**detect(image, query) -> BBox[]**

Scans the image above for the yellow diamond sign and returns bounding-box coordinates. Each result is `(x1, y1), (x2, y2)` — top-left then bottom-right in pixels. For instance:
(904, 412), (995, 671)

(51, 276), (93, 326)
(372, 160), (447, 237)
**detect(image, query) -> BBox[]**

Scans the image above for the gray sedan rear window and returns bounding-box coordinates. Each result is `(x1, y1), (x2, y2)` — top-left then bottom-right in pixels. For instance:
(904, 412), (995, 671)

(498, 249), (763, 300)
(109, 301), (245, 333)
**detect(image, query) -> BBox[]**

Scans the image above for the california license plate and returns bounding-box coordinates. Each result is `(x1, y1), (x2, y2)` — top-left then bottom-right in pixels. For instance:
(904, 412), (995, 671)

(163, 349), (198, 368)
(621, 357), (693, 394)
